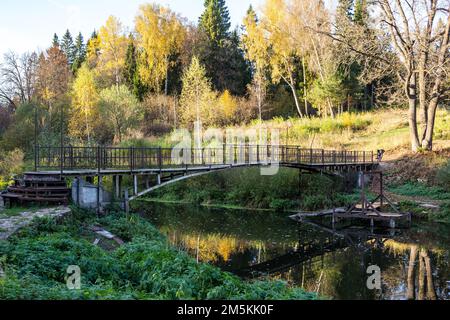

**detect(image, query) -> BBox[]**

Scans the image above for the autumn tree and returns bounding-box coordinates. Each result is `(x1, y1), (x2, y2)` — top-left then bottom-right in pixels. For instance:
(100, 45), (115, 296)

(97, 16), (128, 86)
(216, 90), (237, 125)
(242, 6), (270, 121)
(70, 64), (98, 143)
(261, 0), (304, 117)
(135, 4), (186, 94)
(180, 56), (216, 127)
(36, 45), (72, 125)
(99, 85), (142, 143)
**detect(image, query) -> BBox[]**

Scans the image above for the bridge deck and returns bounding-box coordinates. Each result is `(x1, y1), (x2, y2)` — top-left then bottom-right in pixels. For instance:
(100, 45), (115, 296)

(32, 145), (377, 176)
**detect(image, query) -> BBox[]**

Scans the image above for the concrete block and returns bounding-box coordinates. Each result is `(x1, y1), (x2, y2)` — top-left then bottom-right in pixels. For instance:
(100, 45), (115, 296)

(72, 178), (112, 209)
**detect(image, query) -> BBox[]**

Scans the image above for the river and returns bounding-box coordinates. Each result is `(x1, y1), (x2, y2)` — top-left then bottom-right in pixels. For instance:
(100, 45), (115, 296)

(136, 201), (450, 300)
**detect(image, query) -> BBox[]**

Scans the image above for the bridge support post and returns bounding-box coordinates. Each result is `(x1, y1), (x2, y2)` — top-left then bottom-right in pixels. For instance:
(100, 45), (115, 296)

(76, 177), (80, 206)
(114, 175), (121, 200)
(96, 175), (102, 215)
(145, 176), (150, 189)
(157, 174), (161, 185)
(133, 175), (138, 196)
(124, 189), (129, 214)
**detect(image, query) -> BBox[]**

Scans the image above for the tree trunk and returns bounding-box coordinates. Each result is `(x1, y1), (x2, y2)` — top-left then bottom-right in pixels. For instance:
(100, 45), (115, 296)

(421, 98), (439, 150)
(418, 50), (428, 142)
(257, 79), (262, 122)
(165, 66), (169, 96)
(407, 245), (418, 300)
(286, 72), (303, 118)
(418, 254), (425, 300)
(421, 249), (437, 300)
(407, 73), (420, 151)
(302, 56), (309, 116)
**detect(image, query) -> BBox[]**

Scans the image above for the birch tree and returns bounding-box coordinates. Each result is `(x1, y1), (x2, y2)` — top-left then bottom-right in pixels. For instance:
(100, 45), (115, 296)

(242, 6), (270, 121)
(98, 16), (128, 87)
(135, 4), (186, 94)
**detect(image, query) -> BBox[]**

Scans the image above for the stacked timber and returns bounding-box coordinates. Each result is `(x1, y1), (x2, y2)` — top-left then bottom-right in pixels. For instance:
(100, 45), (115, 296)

(0, 173), (70, 207)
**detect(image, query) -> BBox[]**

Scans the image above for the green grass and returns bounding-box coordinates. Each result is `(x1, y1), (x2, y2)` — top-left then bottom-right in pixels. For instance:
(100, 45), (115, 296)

(388, 182), (450, 201)
(0, 206), (41, 218)
(0, 207), (319, 300)
(398, 200), (450, 223)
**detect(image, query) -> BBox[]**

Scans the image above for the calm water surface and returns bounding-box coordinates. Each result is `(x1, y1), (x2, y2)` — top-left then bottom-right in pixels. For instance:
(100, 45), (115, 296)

(138, 202), (450, 300)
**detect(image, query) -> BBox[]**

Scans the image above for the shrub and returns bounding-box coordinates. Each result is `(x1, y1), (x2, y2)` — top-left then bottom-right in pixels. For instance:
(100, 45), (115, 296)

(436, 161), (450, 191)
(0, 148), (24, 183)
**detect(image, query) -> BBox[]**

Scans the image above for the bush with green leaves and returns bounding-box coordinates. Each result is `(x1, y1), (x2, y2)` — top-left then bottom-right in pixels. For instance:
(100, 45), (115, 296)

(149, 167), (346, 211)
(436, 161), (450, 191)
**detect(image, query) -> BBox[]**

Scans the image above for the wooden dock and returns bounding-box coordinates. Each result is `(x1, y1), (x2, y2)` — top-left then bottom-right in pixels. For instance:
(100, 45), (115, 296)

(290, 171), (412, 229)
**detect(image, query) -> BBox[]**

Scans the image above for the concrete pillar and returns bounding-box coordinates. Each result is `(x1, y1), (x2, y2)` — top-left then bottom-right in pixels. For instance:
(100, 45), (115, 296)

(157, 174), (161, 185)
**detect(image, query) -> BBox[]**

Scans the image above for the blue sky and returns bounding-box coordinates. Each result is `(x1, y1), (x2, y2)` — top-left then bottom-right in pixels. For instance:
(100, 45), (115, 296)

(0, 0), (265, 58)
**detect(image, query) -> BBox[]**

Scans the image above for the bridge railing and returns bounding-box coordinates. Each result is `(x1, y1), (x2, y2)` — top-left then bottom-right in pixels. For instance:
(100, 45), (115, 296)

(35, 145), (375, 172)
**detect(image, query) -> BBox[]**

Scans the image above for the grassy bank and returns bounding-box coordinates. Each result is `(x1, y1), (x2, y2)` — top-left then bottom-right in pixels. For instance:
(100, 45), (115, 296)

(133, 108), (450, 156)
(0, 207), (319, 300)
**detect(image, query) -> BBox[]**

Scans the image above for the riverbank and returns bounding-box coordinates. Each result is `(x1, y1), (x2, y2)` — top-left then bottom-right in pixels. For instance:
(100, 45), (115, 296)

(0, 206), (319, 300)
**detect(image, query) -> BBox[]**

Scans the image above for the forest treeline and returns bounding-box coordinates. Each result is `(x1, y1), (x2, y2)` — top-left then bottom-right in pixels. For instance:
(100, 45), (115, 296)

(0, 0), (449, 163)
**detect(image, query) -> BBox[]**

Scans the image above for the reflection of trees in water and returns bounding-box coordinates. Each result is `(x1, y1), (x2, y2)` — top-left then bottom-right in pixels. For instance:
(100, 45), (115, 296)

(160, 229), (298, 264)
(144, 203), (449, 299)
(406, 245), (437, 300)
(382, 240), (444, 300)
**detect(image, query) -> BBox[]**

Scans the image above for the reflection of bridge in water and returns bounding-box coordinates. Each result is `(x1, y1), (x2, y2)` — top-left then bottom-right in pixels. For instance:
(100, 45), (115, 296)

(234, 222), (396, 278)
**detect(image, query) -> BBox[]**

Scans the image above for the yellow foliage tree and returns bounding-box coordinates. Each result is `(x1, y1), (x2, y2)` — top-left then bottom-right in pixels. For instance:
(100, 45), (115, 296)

(217, 90), (237, 125)
(261, 0), (304, 118)
(242, 6), (270, 121)
(70, 64), (99, 143)
(180, 56), (216, 127)
(135, 3), (186, 94)
(97, 16), (127, 86)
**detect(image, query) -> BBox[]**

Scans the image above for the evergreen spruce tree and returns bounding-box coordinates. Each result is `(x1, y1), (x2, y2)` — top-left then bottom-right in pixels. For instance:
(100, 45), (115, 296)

(52, 33), (60, 47)
(199, 0), (231, 45)
(61, 29), (76, 66)
(197, 0), (250, 95)
(124, 35), (146, 100)
(72, 32), (86, 73)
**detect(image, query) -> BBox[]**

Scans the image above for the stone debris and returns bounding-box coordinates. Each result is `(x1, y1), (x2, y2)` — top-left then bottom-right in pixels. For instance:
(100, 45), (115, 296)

(0, 206), (71, 240)
(96, 230), (115, 240)
(89, 225), (125, 246)
(418, 203), (440, 210)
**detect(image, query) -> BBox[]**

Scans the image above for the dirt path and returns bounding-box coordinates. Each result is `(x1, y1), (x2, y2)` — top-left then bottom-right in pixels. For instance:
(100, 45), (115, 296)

(0, 206), (71, 240)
